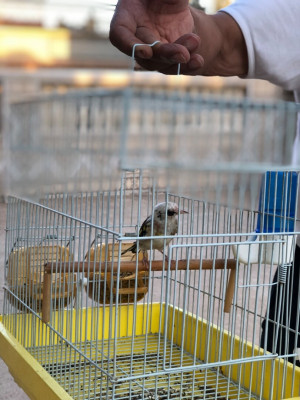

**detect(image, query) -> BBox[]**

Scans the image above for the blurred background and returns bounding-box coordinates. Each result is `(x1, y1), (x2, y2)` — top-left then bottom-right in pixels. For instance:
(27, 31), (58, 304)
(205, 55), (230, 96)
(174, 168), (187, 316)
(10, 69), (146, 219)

(0, 1), (293, 399)
(0, 0), (289, 199)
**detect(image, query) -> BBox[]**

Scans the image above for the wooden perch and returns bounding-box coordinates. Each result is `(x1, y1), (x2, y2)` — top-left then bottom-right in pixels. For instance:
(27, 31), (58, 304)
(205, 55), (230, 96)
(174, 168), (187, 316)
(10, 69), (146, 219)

(224, 268), (237, 313)
(42, 258), (237, 323)
(44, 258), (236, 274)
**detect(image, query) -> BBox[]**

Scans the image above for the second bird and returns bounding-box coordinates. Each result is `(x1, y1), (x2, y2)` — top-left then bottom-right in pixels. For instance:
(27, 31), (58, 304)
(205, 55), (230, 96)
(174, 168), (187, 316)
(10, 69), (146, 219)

(122, 201), (188, 266)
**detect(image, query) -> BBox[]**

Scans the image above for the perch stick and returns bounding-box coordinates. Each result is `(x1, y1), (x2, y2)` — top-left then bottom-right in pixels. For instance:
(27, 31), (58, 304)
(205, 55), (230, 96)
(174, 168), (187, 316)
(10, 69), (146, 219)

(42, 259), (237, 323)
(44, 259), (237, 273)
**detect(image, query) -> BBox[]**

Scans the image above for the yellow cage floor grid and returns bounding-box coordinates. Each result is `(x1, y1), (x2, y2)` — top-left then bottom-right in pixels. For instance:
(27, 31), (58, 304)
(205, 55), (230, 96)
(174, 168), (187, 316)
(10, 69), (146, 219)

(27, 334), (257, 400)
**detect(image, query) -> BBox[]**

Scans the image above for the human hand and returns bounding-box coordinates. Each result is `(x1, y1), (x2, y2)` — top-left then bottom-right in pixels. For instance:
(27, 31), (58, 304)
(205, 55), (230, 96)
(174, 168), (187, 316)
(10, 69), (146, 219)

(110, 0), (248, 77)
(109, 0), (205, 75)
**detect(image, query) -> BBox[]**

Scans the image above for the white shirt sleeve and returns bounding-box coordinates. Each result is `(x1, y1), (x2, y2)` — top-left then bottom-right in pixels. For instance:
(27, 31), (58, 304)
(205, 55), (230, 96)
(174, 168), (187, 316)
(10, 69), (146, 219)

(221, 0), (300, 91)
(222, 1), (300, 242)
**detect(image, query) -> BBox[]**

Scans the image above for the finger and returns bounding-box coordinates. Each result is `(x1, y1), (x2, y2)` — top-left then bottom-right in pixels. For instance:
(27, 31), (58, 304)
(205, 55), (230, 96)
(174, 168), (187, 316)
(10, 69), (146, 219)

(136, 52), (205, 75)
(166, 54), (204, 75)
(174, 33), (201, 53)
(149, 33), (201, 65)
(157, 42), (204, 75)
(151, 42), (191, 64)
(135, 57), (181, 74)
(134, 57), (164, 72)
(184, 53), (205, 74)
(133, 26), (189, 63)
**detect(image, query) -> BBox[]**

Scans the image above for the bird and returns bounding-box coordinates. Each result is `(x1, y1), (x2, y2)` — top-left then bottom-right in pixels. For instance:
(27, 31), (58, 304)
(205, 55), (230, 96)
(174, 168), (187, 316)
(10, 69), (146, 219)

(122, 201), (188, 267)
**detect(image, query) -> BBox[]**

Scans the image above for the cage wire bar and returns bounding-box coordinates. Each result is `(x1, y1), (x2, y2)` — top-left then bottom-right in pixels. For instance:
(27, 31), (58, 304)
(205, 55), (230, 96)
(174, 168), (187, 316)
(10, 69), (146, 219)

(4, 88), (299, 204)
(1, 88), (300, 400)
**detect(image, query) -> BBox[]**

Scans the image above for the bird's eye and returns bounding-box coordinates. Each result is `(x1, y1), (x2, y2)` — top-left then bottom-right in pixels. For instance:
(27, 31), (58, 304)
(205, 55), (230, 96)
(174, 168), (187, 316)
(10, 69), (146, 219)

(167, 210), (175, 216)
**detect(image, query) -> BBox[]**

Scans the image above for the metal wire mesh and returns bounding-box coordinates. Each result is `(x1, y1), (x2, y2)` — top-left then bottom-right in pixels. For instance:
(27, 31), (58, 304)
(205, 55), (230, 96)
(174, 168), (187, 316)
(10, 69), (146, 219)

(2, 86), (300, 399)
(2, 169), (300, 399)
(5, 89), (126, 197)
(4, 89), (299, 205)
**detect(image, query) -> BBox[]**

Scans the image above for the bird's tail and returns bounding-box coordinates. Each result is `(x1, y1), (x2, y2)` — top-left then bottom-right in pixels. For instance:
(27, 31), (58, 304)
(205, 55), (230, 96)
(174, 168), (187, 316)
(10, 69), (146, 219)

(121, 242), (137, 255)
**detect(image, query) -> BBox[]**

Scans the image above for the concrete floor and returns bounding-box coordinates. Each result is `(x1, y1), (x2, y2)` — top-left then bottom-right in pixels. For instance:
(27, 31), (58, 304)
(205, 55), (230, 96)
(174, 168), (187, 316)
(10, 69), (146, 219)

(0, 201), (29, 400)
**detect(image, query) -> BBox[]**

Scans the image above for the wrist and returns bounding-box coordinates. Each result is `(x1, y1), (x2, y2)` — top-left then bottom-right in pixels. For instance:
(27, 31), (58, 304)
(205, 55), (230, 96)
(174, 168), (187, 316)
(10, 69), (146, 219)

(211, 11), (248, 77)
(190, 7), (248, 77)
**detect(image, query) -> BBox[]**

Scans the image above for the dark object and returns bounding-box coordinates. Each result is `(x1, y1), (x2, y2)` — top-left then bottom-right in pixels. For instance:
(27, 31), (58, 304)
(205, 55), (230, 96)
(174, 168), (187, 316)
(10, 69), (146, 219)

(261, 245), (300, 366)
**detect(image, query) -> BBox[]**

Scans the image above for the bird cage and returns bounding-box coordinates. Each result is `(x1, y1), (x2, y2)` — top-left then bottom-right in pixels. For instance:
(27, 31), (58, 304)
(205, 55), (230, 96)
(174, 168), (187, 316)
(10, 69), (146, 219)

(1, 89), (300, 400)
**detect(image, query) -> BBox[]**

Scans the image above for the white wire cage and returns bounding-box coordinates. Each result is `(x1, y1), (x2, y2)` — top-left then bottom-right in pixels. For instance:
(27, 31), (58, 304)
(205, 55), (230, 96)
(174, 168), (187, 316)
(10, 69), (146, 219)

(1, 89), (300, 400)
(4, 88), (299, 204)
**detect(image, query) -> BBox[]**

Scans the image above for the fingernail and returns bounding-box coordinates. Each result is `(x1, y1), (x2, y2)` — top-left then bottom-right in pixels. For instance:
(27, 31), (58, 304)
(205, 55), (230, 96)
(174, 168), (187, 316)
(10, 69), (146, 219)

(136, 49), (147, 59)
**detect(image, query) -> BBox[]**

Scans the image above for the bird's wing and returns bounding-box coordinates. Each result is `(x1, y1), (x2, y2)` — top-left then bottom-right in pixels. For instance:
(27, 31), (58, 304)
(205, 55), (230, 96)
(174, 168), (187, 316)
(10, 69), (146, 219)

(138, 215), (152, 237)
(121, 242), (136, 255)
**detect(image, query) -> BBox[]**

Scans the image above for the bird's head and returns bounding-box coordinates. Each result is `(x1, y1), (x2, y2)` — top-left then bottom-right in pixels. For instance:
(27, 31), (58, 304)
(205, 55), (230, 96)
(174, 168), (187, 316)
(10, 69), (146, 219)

(154, 201), (188, 220)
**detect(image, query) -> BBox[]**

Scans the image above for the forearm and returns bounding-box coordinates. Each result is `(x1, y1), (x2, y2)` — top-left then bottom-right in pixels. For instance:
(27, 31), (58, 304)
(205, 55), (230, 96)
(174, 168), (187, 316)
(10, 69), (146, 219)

(190, 7), (248, 77)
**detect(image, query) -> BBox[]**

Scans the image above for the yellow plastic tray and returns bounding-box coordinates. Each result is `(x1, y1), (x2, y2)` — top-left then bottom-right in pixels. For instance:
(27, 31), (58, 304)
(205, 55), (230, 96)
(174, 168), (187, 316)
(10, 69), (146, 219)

(1, 304), (299, 400)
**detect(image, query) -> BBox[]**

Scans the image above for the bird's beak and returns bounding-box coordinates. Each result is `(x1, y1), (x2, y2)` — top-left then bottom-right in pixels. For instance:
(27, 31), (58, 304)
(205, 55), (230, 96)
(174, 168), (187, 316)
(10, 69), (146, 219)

(179, 209), (188, 214)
